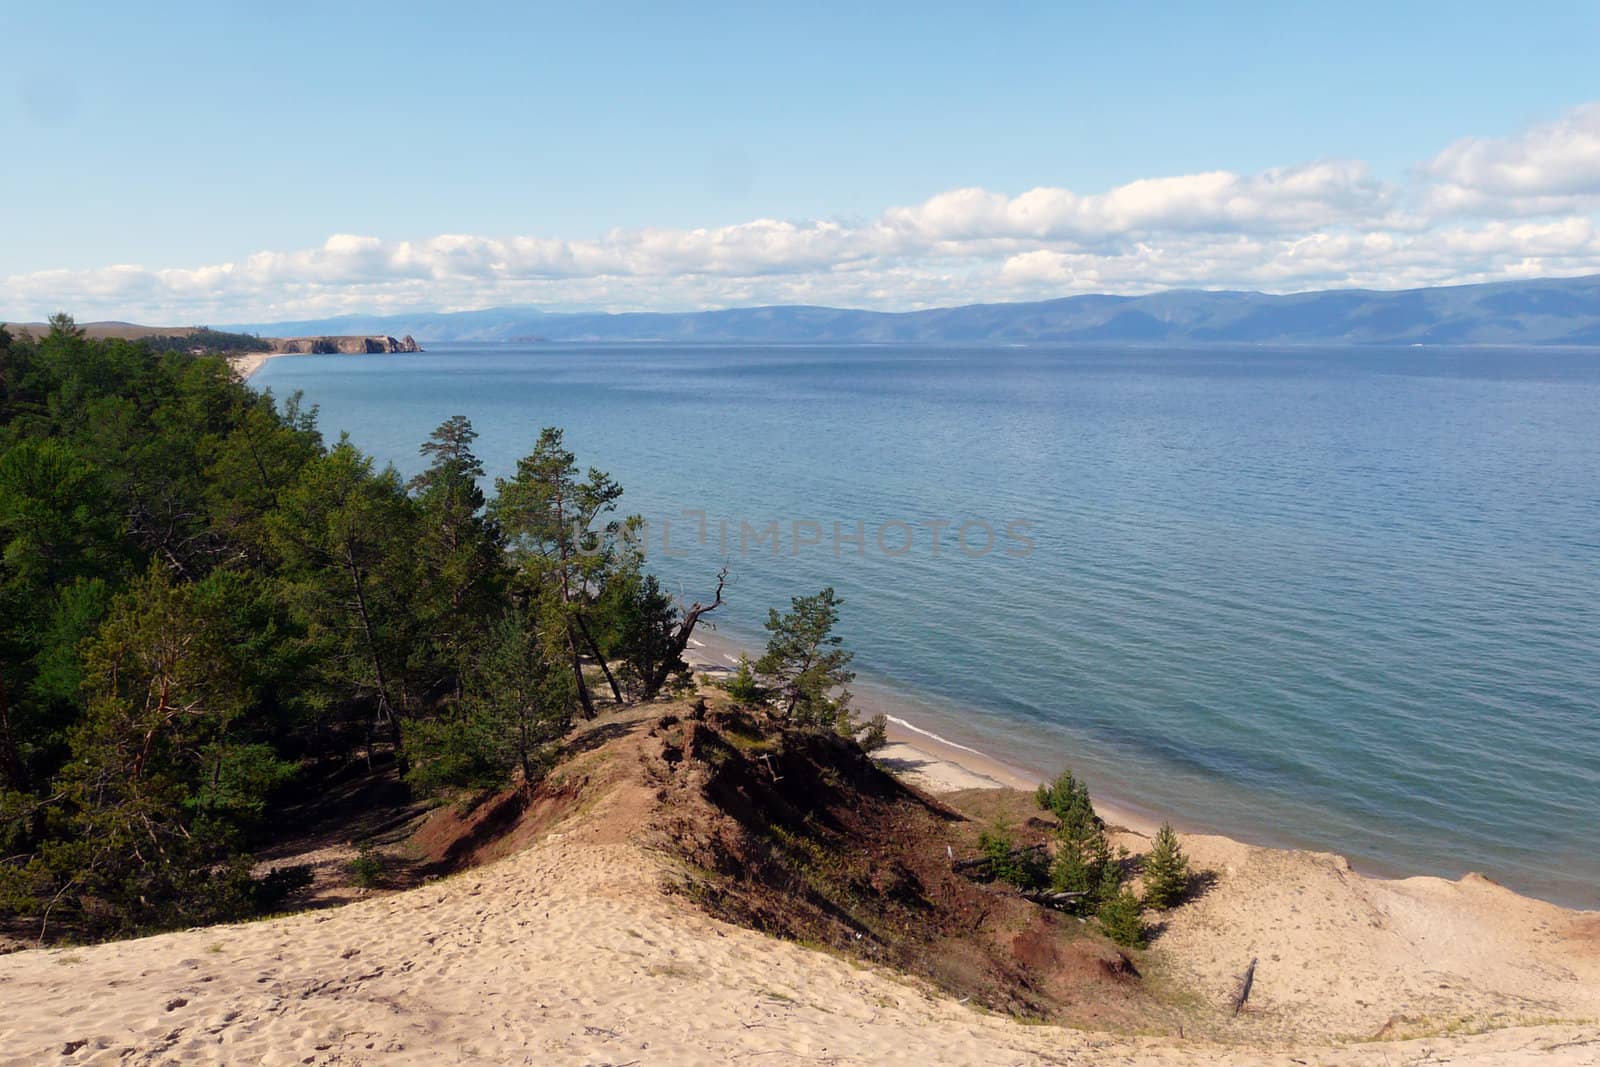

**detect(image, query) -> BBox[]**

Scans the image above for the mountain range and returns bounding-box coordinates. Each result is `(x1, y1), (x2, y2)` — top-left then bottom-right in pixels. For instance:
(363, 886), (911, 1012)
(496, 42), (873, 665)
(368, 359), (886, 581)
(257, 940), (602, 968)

(214, 272), (1596, 346)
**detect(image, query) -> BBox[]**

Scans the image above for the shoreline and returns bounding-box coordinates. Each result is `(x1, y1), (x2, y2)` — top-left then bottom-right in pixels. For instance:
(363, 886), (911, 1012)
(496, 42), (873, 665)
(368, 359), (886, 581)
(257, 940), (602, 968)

(4, 697), (1596, 1063)
(684, 628), (1186, 842)
(230, 347), (420, 381)
(681, 626), (1592, 909)
(683, 626), (1205, 840)
(228, 350), (281, 379)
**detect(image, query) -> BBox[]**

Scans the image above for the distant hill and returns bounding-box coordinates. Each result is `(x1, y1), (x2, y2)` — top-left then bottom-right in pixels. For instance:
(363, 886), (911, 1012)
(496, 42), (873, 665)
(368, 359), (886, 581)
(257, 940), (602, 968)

(217, 274), (1600, 346)
(1, 321), (216, 341)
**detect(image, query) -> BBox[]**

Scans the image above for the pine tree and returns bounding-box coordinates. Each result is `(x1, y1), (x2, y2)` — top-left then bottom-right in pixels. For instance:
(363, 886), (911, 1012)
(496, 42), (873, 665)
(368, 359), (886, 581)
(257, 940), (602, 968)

(1049, 836), (1093, 898)
(756, 587), (856, 728)
(405, 608), (573, 793)
(1141, 822), (1192, 909)
(1036, 768), (1097, 839)
(491, 427), (625, 716)
(1096, 887), (1147, 948)
(1040, 765), (1126, 915)
(37, 566), (295, 933)
(269, 441), (422, 764)
(855, 712), (889, 752)
(978, 829), (1047, 890)
(722, 654), (767, 705)
(606, 567), (680, 700)
(408, 416), (505, 697)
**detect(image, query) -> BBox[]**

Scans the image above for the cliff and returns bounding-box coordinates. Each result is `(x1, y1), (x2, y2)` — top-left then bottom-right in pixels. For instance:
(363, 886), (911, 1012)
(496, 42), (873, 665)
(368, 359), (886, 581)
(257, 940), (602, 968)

(266, 334), (421, 354)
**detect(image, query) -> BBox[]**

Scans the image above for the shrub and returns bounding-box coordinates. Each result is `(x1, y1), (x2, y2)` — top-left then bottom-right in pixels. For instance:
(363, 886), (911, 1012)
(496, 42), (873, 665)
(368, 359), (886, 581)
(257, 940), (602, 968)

(1097, 887), (1147, 947)
(855, 712), (889, 752)
(722, 655), (768, 705)
(978, 829), (1048, 890)
(349, 845), (384, 888)
(251, 864), (314, 912)
(1141, 823), (1191, 909)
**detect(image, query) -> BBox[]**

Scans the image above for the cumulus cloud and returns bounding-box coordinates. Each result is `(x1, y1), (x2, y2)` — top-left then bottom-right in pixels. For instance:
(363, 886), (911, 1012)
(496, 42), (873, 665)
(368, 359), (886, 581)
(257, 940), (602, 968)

(5, 104), (1600, 323)
(1424, 103), (1600, 215)
(884, 161), (1393, 245)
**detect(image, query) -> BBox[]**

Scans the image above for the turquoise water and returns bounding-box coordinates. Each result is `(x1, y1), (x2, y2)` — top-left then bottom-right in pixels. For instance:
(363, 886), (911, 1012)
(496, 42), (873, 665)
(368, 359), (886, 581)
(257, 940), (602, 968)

(255, 344), (1600, 907)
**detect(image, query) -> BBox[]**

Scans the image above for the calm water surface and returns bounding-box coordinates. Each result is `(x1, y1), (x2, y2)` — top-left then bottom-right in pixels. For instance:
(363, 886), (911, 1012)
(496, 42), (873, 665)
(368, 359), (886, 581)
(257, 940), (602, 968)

(255, 344), (1600, 906)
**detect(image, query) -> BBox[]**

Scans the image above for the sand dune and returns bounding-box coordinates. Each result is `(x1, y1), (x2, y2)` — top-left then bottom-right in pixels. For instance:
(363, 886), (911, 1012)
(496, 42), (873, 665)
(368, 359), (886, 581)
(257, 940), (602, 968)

(3, 837), (1595, 1064)
(2, 705), (1596, 1065)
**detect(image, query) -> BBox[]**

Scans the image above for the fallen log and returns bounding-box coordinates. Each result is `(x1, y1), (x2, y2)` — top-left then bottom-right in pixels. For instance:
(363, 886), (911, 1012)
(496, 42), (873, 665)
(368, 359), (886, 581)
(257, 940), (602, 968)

(1018, 889), (1089, 910)
(951, 843), (1049, 877)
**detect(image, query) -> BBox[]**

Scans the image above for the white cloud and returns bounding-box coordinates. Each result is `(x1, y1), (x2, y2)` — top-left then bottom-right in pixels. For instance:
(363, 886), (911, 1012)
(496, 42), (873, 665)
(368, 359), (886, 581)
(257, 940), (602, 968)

(5, 104), (1600, 323)
(1424, 102), (1600, 215)
(884, 161), (1392, 245)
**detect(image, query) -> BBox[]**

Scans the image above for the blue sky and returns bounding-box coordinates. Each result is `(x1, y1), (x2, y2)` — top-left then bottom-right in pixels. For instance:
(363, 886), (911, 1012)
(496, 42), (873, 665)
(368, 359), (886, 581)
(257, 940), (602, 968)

(4, 2), (1600, 321)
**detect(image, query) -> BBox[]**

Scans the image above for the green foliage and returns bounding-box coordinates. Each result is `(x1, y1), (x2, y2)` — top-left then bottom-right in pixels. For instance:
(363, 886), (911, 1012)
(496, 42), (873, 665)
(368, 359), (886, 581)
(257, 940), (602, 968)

(492, 426), (626, 716)
(1096, 887), (1147, 948)
(269, 439), (424, 759)
(0, 318), (786, 940)
(855, 712), (889, 752)
(1141, 823), (1191, 909)
(0, 438), (121, 597)
(405, 609), (573, 794)
(600, 557), (684, 701)
(348, 845), (385, 888)
(722, 654), (768, 705)
(19, 566), (298, 933)
(1038, 766), (1126, 917)
(1036, 768), (1097, 835)
(978, 829), (1048, 891)
(140, 328), (271, 355)
(408, 417), (505, 673)
(756, 587), (856, 728)
(1048, 839), (1094, 898)
(0, 321), (472, 935)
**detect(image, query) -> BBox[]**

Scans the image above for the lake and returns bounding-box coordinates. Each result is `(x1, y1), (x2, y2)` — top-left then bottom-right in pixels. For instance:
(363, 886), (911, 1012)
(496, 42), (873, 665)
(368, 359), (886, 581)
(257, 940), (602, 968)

(255, 343), (1600, 906)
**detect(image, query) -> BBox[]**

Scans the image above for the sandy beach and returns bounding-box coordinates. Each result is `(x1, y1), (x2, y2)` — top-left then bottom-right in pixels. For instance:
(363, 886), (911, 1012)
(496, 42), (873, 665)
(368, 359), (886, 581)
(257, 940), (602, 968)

(227, 351), (280, 379)
(0, 692), (1596, 1065)
(684, 629), (1166, 835)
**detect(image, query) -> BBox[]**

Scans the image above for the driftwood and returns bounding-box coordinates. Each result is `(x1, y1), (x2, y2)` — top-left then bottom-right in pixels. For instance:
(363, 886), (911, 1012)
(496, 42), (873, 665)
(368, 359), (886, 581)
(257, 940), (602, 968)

(1018, 889), (1088, 910)
(1231, 957), (1258, 1016)
(950, 843), (1049, 877)
(952, 845), (1085, 910)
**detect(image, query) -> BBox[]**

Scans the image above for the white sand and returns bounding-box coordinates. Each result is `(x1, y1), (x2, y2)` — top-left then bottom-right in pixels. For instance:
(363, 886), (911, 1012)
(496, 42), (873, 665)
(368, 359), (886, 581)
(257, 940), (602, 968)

(228, 351), (280, 379)
(875, 732), (1600, 1045)
(2, 814), (1595, 1064)
(2, 701), (1596, 1065)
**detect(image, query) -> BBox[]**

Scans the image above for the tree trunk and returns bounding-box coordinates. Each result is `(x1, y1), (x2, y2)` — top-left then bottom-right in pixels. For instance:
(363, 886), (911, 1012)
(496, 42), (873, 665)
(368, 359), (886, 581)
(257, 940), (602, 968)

(0, 676), (25, 792)
(346, 554), (407, 777)
(566, 622), (595, 719)
(575, 613), (624, 705)
(642, 568), (728, 700)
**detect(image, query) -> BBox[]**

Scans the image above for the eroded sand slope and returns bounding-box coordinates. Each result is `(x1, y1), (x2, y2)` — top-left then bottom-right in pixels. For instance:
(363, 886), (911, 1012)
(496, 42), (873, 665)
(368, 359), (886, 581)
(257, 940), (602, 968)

(2, 708), (1596, 1065)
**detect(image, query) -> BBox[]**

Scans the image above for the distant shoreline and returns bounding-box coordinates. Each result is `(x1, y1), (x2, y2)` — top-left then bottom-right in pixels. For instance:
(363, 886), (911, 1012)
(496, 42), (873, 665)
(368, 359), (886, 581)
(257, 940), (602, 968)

(230, 344), (420, 381)
(229, 351), (280, 379)
(217, 271), (1600, 346)
(682, 625), (1597, 910)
